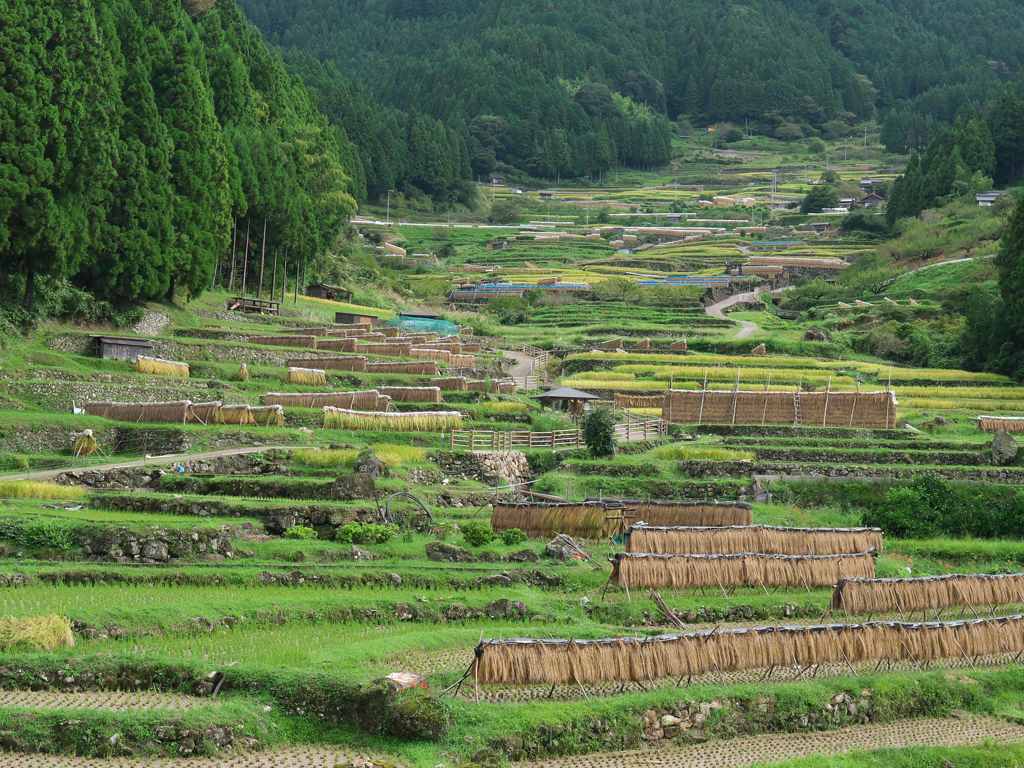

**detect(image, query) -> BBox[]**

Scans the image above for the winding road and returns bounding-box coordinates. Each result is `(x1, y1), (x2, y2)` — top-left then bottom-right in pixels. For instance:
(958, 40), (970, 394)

(705, 289), (765, 340)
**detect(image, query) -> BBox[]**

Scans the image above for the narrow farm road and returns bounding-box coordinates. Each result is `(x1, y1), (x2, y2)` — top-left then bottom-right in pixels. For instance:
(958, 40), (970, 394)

(519, 716), (1024, 768)
(0, 444), (305, 483)
(506, 349), (538, 380)
(705, 289), (764, 340)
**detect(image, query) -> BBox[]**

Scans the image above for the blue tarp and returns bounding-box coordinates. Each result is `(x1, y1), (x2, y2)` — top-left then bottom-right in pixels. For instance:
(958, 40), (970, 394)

(389, 314), (459, 335)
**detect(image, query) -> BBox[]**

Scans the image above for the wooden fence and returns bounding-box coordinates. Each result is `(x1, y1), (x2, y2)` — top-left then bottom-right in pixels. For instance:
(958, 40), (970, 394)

(448, 417), (665, 452)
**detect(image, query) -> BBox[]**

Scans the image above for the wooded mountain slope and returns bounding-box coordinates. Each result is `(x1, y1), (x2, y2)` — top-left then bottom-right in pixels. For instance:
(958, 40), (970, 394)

(0, 0), (357, 308)
(240, 0), (1024, 165)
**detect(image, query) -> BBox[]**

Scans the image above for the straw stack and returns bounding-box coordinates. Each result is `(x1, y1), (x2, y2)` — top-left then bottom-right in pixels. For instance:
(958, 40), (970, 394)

(662, 389), (897, 429)
(833, 573), (1024, 615)
(379, 386), (443, 404)
(188, 401), (223, 425)
(432, 377), (469, 392)
(473, 615), (1024, 685)
(288, 356), (368, 372)
(84, 401), (191, 424)
(615, 394), (666, 409)
(366, 361), (440, 375)
(249, 335), (318, 349)
(627, 524), (884, 556)
(492, 500), (752, 539)
(215, 404), (256, 425)
(250, 405), (285, 427)
(322, 407), (462, 432)
(611, 551), (876, 590)
(978, 416), (1024, 433)
(287, 367), (328, 386)
(135, 355), (190, 378)
(262, 390), (388, 410)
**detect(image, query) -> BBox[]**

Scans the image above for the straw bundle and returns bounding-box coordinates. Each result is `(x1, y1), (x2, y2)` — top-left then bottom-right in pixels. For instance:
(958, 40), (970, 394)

(84, 400), (191, 424)
(262, 390), (388, 410)
(611, 551), (876, 590)
(188, 401), (223, 425)
(366, 361), (440, 375)
(497, 381), (518, 394)
(237, 363), (250, 382)
(250, 405), (285, 427)
(287, 367), (328, 386)
(432, 377), (469, 391)
(833, 573), (1024, 615)
(627, 524), (884, 556)
(662, 389), (897, 429)
(249, 335), (318, 349)
(322, 407), (462, 432)
(285, 327), (328, 335)
(466, 380), (493, 393)
(0, 615), (75, 652)
(135, 355), (190, 379)
(288, 357), (368, 372)
(615, 394), (666, 409)
(379, 386), (442, 404)
(315, 338), (358, 353)
(473, 615), (1024, 685)
(492, 500), (751, 539)
(410, 348), (452, 364)
(358, 342), (413, 356)
(978, 416), (1024, 433)
(72, 430), (98, 458)
(450, 354), (477, 368)
(215, 404), (256, 425)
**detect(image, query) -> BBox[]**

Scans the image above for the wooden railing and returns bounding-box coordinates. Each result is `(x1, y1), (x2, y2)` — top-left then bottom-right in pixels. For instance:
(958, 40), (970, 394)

(448, 417), (666, 452)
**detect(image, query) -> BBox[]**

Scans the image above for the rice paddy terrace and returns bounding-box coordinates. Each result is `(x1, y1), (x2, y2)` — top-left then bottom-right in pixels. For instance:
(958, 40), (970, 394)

(4, 143), (1024, 766)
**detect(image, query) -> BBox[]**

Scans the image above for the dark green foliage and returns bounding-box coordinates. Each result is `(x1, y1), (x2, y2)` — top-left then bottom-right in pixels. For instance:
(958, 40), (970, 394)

(0, 0), (356, 311)
(459, 520), (494, 547)
(994, 194), (1024, 377)
(863, 475), (1024, 539)
(800, 185), (840, 214)
(334, 522), (398, 545)
(582, 408), (616, 458)
(499, 528), (527, 546)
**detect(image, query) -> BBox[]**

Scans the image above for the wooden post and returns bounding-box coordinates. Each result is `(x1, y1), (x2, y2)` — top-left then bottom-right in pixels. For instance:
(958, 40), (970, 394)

(241, 219), (251, 297)
(822, 376), (832, 427)
(293, 251), (300, 304)
(257, 218), (267, 298)
(271, 248), (278, 300)
(730, 369), (740, 425)
(228, 218), (238, 292)
(281, 250), (288, 303)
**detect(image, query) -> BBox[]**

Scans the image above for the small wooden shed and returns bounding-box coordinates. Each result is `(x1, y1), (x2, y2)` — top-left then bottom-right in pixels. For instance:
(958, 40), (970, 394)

(306, 283), (353, 302)
(536, 386), (602, 417)
(94, 336), (154, 362)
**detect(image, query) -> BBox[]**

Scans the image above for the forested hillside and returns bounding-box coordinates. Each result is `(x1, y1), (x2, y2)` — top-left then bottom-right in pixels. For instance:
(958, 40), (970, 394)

(240, 0), (1024, 180)
(0, 0), (358, 311)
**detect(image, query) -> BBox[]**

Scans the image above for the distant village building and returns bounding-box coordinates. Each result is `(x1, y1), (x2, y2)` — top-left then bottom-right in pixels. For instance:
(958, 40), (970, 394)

(977, 190), (1008, 207)
(860, 192), (886, 209)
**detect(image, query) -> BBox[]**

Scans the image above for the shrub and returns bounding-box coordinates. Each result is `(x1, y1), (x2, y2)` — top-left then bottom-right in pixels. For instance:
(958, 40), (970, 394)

(0, 520), (76, 552)
(335, 522), (398, 545)
(500, 528), (527, 545)
(582, 407), (617, 457)
(284, 525), (318, 540)
(460, 520), (494, 547)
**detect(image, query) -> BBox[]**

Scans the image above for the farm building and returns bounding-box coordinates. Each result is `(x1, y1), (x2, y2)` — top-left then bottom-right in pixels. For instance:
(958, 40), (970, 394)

(535, 386), (601, 416)
(661, 388), (898, 429)
(306, 283), (352, 301)
(93, 336), (154, 362)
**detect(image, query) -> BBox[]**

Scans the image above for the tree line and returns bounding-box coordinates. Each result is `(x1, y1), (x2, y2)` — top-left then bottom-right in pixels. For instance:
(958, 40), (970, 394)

(0, 0), (357, 310)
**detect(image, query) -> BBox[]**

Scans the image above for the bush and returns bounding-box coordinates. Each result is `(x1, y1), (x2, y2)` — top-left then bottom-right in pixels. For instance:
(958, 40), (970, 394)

(284, 525), (319, 540)
(863, 475), (1024, 539)
(0, 520), (76, 552)
(460, 520), (494, 547)
(500, 528), (527, 545)
(582, 407), (617, 457)
(335, 522), (398, 545)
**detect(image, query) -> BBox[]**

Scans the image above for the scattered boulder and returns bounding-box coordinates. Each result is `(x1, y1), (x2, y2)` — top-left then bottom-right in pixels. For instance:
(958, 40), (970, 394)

(991, 431), (1019, 466)
(803, 328), (829, 342)
(425, 541), (474, 562)
(485, 599), (527, 619)
(506, 548), (539, 562)
(355, 449), (388, 479)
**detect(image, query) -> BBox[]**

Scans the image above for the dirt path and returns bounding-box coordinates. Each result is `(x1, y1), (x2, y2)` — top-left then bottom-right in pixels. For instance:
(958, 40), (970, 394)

(0, 445), (303, 483)
(705, 290), (764, 340)
(520, 716), (1024, 768)
(506, 350), (538, 380)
